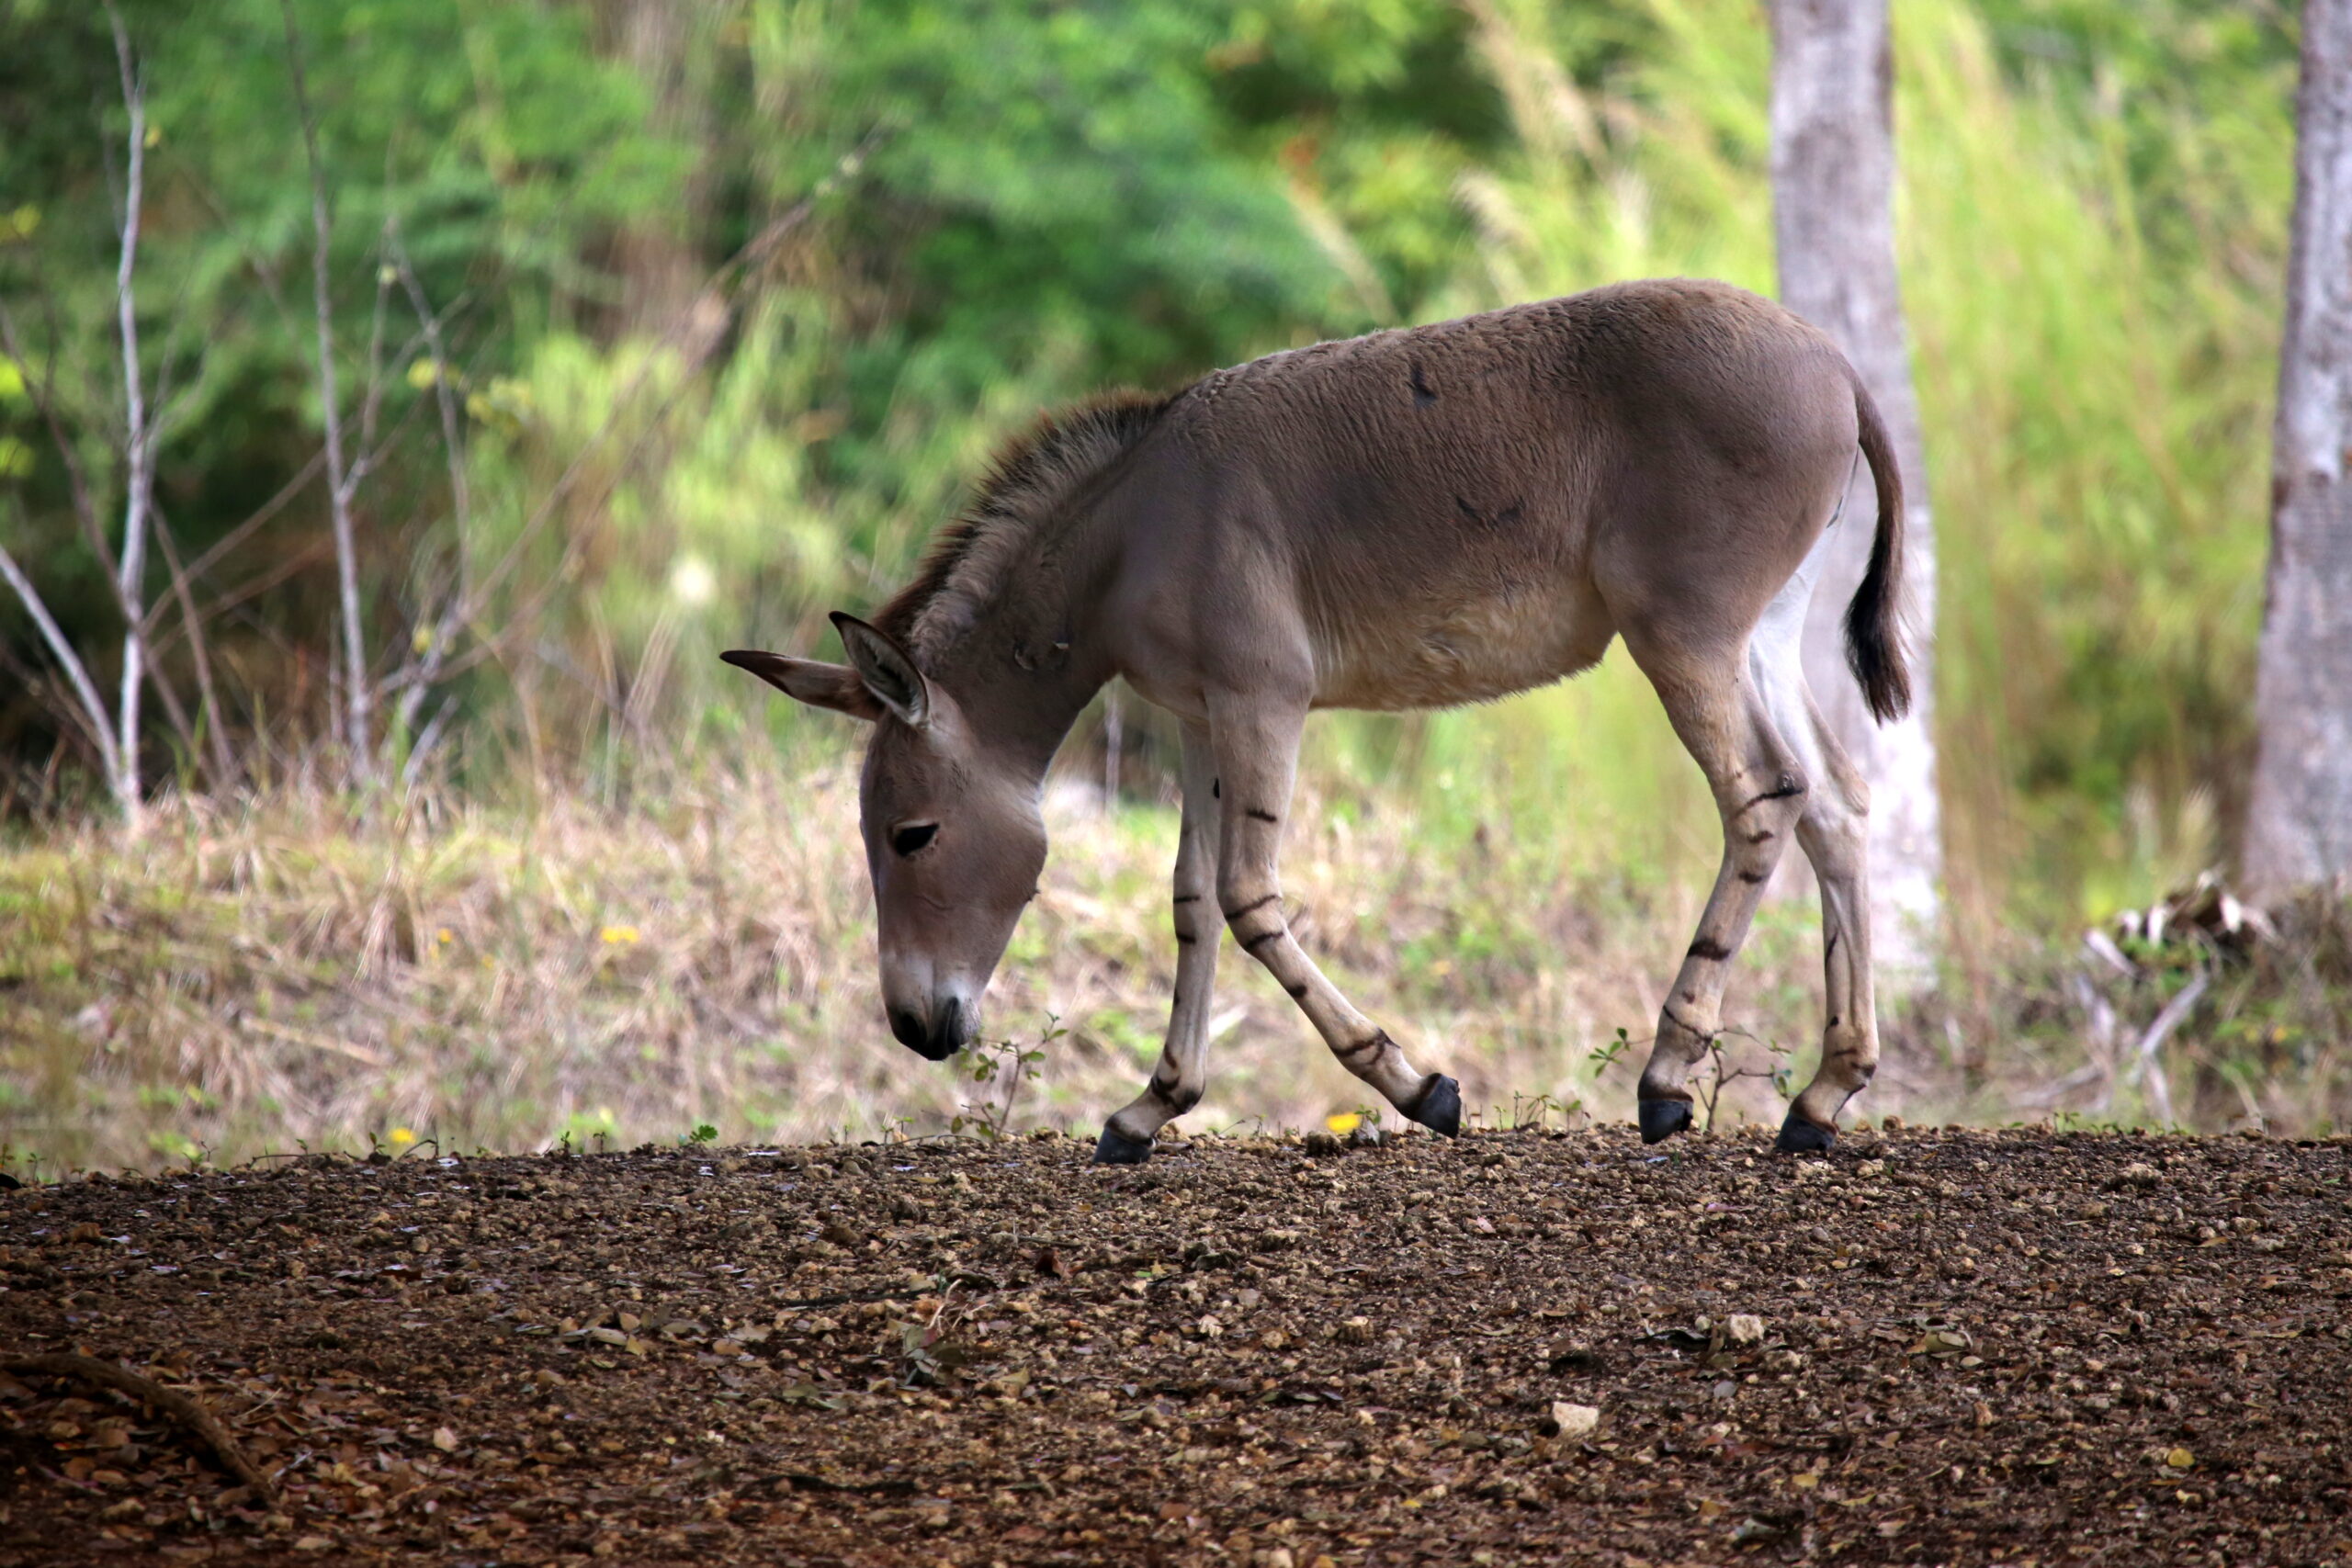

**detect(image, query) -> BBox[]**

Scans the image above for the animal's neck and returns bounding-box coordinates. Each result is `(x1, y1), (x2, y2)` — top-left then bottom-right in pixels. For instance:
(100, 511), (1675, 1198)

(960, 652), (1110, 786)
(934, 525), (1123, 784)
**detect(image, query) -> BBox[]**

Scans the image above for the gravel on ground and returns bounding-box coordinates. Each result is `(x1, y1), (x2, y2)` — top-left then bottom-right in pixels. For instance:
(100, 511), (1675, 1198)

(3, 1123), (2348, 1566)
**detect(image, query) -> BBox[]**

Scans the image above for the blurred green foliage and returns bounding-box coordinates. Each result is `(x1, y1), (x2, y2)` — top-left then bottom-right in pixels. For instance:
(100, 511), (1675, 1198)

(0, 0), (2303, 931)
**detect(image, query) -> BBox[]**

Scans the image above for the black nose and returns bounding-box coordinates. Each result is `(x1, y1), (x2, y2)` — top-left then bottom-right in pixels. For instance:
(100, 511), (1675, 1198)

(929, 997), (967, 1057)
(889, 999), (966, 1062)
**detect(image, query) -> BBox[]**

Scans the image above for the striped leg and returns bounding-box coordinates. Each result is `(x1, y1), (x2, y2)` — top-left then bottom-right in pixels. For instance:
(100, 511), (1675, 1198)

(1096, 724), (1223, 1164)
(1781, 693), (1878, 1150)
(1745, 568), (1881, 1152)
(1629, 653), (1807, 1143)
(1208, 697), (1460, 1135)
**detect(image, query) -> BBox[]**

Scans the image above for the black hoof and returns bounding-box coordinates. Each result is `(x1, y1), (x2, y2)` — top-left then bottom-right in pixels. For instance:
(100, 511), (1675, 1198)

(1092, 1125), (1154, 1166)
(1775, 1109), (1837, 1154)
(1637, 1098), (1692, 1145)
(1406, 1075), (1463, 1138)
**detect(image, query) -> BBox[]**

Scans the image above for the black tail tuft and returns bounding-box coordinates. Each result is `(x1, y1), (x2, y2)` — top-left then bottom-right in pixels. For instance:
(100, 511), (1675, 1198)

(1845, 369), (1912, 725)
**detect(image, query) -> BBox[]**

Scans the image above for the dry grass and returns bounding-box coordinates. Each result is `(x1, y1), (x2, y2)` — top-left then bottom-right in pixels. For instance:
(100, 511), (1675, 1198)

(0, 749), (1854, 1174)
(1, 744), (2343, 1178)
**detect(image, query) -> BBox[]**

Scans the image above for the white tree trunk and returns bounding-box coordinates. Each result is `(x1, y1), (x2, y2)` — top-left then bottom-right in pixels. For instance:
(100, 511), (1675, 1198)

(1770, 0), (1941, 977)
(2245, 0), (2352, 900)
(108, 4), (150, 824)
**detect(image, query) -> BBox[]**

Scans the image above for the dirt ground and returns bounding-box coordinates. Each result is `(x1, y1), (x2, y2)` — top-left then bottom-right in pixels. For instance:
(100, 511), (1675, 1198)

(1, 1124), (2347, 1567)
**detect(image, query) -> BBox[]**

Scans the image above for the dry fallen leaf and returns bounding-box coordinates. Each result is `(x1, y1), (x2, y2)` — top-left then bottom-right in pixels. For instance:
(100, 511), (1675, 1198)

(12, 1116), (2347, 1565)
(432, 1427), (458, 1452)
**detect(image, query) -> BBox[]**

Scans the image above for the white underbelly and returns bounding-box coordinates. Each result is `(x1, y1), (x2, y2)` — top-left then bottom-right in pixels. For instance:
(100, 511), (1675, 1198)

(1313, 588), (1613, 711)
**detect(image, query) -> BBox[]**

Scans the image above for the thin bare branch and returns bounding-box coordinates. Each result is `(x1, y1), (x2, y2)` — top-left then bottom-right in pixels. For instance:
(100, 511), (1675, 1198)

(399, 694), (458, 790)
(0, 520), (123, 789)
(383, 226), (476, 745)
(351, 219), (396, 490)
(4, 1353), (279, 1503)
(145, 539), (337, 655)
(0, 298), (108, 579)
(0, 292), (202, 776)
(153, 507), (243, 792)
(281, 0), (373, 778)
(145, 451), (325, 623)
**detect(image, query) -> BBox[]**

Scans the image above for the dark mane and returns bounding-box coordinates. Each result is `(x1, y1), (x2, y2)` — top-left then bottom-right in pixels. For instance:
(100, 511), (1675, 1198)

(874, 389), (1179, 657)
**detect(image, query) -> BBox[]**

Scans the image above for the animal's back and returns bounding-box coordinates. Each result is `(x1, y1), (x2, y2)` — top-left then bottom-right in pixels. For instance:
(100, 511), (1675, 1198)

(1159, 280), (1856, 710)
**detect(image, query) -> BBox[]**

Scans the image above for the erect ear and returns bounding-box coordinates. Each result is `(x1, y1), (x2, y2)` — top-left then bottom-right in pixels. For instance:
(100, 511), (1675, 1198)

(830, 612), (932, 728)
(718, 649), (884, 723)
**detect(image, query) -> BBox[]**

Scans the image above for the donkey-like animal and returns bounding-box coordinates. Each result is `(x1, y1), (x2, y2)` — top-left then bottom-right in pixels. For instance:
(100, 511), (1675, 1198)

(726, 278), (1909, 1160)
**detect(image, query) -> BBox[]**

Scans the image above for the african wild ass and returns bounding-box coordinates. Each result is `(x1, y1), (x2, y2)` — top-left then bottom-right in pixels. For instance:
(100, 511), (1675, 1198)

(725, 278), (1910, 1160)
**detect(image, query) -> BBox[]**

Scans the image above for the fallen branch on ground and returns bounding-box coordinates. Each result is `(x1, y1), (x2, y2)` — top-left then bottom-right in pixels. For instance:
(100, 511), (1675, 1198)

(3, 1352), (279, 1505)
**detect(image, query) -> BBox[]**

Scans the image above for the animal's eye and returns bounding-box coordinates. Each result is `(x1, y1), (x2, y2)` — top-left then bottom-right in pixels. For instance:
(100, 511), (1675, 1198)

(890, 822), (939, 857)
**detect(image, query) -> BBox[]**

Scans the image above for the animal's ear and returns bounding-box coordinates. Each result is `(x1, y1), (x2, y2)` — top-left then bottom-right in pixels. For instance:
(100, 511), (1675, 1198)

(719, 649), (884, 723)
(830, 612), (932, 728)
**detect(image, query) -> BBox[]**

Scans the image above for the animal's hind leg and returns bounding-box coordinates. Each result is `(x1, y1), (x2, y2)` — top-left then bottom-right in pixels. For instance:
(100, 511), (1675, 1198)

(1626, 651), (1809, 1143)
(1781, 694), (1878, 1152)
(1745, 566), (1881, 1153)
(1096, 723), (1222, 1165)
(1208, 694), (1462, 1136)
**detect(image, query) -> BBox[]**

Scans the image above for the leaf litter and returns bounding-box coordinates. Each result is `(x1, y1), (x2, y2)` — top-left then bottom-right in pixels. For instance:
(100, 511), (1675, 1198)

(0, 1123), (2347, 1564)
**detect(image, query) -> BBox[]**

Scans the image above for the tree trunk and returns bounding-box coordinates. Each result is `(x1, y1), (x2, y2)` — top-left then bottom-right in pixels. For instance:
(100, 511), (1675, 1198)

(601, 0), (709, 339)
(108, 3), (151, 823)
(2245, 0), (2352, 900)
(1770, 0), (1941, 976)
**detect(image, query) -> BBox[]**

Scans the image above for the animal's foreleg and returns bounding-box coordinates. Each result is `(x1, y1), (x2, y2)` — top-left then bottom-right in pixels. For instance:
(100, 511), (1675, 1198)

(1209, 698), (1460, 1137)
(1097, 725), (1222, 1165)
(1782, 703), (1878, 1153)
(1633, 673), (1805, 1144)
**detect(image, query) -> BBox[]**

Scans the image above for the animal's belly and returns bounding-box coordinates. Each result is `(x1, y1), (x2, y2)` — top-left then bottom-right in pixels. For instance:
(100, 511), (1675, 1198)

(1312, 587), (1614, 711)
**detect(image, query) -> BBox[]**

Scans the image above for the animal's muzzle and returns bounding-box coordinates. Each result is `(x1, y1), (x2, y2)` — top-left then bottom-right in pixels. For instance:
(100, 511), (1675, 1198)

(889, 997), (968, 1062)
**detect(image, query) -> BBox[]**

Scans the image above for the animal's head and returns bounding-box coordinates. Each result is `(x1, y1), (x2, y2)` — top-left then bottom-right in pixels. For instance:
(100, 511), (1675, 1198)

(723, 614), (1045, 1061)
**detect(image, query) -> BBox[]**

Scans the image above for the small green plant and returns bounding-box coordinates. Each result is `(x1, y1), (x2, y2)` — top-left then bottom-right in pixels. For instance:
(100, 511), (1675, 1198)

(1510, 1091), (1576, 1132)
(1696, 1027), (1793, 1135)
(952, 1013), (1062, 1139)
(680, 1122), (718, 1147)
(1589, 1026), (1636, 1077)
(894, 1314), (973, 1386)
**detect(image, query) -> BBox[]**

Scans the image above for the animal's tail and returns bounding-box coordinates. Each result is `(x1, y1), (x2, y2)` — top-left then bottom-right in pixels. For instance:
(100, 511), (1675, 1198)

(1844, 367), (1911, 724)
